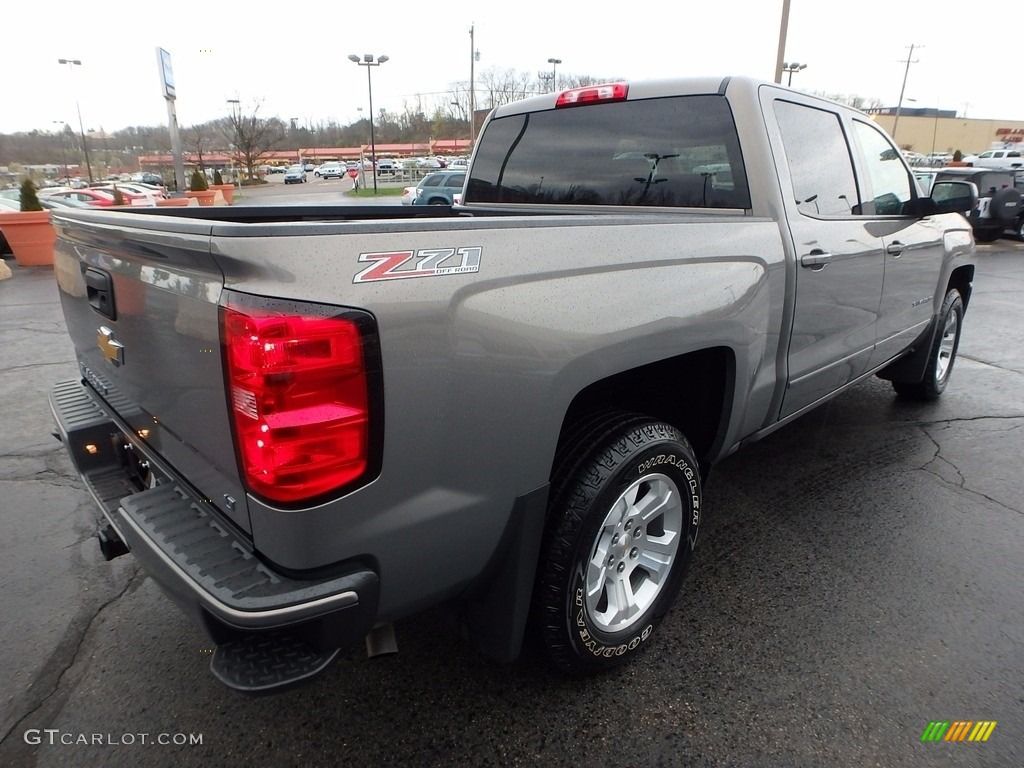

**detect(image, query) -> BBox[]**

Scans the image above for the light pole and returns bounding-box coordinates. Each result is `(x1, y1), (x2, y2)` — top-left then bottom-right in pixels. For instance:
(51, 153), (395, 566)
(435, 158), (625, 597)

(469, 26), (480, 148)
(226, 99), (241, 187)
(782, 62), (806, 86)
(547, 58), (562, 92)
(348, 54), (389, 193)
(52, 121), (69, 181)
(57, 58), (94, 182)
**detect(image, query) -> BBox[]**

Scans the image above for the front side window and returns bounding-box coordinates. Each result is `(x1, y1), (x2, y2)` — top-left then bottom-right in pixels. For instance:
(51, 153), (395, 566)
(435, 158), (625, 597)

(852, 120), (914, 215)
(466, 94), (750, 209)
(774, 100), (859, 217)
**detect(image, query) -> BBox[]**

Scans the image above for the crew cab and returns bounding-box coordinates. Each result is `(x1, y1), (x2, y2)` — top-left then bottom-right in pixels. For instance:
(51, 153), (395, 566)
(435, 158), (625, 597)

(48, 76), (977, 693)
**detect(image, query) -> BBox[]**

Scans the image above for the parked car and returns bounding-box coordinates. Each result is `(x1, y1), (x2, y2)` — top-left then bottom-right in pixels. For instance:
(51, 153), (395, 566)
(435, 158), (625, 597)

(130, 172), (165, 186)
(962, 148), (1024, 169)
(929, 167), (1022, 241)
(409, 171), (466, 205)
(375, 159), (401, 174)
(925, 151), (954, 166)
(283, 165), (307, 184)
(316, 163), (345, 179)
(303, 162), (316, 172)
(43, 188), (126, 207)
(92, 183), (164, 205)
(266, 166), (287, 174)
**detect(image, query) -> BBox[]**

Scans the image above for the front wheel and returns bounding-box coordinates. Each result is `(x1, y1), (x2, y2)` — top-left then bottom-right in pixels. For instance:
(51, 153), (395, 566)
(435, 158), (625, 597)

(534, 414), (702, 675)
(893, 288), (964, 400)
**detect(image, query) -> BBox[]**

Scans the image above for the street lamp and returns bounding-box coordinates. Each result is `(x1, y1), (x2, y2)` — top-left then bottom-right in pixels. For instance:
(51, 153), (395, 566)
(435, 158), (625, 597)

(547, 58), (562, 91)
(468, 26), (480, 148)
(226, 99), (241, 188)
(52, 121), (69, 181)
(57, 58), (94, 182)
(782, 62), (806, 86)
(348, 54), (389, 193)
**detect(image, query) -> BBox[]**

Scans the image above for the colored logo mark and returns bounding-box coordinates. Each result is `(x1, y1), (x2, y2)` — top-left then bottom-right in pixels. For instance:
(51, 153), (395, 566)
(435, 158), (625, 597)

(921, 721), (997, 742)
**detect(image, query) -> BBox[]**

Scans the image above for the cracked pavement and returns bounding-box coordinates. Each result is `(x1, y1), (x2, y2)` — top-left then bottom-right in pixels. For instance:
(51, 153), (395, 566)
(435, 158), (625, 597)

(0, 245), (1021, 767)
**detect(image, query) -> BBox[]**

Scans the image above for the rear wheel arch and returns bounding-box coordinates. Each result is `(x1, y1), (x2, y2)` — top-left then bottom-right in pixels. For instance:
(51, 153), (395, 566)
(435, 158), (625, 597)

(554, 347), (735, 480)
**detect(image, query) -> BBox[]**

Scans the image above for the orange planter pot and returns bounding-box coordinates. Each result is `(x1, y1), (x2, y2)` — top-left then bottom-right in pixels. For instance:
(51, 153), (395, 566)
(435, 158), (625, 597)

(210, 184), (235, 204)
(0, 210), (56, 266)
(185, 190), (217, 206)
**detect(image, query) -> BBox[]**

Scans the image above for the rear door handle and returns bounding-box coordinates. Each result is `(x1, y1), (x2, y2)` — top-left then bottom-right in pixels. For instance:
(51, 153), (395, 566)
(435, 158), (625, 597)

(886, 241), (905, 257)
(800, 249), (832, 270)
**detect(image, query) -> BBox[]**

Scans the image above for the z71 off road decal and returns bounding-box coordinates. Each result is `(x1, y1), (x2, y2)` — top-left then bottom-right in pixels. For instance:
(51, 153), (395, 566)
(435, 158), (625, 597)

(353, 247), (482, 283)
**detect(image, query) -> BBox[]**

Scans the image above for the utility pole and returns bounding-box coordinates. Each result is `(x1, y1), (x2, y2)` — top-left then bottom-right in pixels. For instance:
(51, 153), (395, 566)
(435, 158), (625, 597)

(892, 44), (922, 142)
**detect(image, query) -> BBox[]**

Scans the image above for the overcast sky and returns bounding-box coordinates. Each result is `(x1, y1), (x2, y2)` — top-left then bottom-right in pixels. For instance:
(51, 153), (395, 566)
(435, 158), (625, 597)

(0, 1), (1009, 136)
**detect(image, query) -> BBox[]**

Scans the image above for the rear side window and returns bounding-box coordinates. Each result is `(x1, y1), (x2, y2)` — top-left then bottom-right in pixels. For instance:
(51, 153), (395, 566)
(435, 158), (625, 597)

(774, 100), (859, 217)
(466, 94), (750, 209)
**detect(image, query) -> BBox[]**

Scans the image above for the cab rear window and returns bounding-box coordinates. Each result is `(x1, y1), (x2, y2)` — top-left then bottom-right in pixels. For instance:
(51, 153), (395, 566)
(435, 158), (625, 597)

(465, 94), (750, 209)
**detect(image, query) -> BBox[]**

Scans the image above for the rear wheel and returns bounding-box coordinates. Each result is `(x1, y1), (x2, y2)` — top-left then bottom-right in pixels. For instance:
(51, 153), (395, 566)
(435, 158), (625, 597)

(893, 288), (964, 400)
(534, 414), (702, 675)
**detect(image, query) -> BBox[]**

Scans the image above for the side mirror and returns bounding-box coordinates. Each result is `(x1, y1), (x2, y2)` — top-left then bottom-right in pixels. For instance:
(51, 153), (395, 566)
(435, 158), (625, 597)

(930, 180), (977, 215)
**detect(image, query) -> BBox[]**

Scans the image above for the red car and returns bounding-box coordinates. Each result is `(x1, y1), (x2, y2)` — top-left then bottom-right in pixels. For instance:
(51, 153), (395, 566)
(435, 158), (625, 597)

(45, 188), (143, 207)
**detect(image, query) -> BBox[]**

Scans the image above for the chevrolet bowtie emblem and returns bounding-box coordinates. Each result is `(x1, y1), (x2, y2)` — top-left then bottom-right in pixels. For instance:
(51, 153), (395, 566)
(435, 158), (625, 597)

(97, 326), (124, 366)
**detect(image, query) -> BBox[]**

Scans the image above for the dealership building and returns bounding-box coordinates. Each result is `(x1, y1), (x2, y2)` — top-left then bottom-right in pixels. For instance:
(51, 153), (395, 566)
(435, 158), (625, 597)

(868, 106), (1024, 158)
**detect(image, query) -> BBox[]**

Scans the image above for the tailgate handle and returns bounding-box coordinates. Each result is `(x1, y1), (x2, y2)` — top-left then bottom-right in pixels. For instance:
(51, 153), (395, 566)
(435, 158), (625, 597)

(85, 268), (116, 320)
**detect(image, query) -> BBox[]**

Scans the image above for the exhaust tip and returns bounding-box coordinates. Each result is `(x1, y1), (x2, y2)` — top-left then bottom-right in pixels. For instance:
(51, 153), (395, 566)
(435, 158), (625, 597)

(365, 624), (398, 658)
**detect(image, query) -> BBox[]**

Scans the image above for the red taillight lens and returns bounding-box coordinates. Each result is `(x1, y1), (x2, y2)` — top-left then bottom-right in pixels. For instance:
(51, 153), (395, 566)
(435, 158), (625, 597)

(221, 299), (372, 505)
(555, 83), (628, 108)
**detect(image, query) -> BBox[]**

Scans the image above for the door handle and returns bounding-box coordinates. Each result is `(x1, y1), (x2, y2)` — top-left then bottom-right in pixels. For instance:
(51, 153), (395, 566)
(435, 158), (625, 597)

(800, 249), (832, 270)
(886, 241), (905, 257)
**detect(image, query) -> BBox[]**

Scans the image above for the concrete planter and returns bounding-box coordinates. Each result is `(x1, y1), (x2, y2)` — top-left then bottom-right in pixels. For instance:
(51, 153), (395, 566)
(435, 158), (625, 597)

(210, 184), (235, 204)
(185, 190), (216, 206)
(0, 210), (56, 266)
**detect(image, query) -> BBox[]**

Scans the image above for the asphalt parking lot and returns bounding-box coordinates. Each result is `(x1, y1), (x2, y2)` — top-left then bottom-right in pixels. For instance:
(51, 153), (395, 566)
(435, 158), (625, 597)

(0, 234), (1021, 767)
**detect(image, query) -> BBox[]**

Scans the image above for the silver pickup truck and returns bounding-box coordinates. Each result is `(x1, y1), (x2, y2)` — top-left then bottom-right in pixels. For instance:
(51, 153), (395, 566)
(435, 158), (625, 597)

(49, 76), (977, 692)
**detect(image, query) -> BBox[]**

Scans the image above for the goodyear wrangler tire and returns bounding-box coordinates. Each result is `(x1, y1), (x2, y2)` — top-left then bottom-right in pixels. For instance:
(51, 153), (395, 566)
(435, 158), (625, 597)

(893, 288), (964, 401)
(535, 415), (702, 675)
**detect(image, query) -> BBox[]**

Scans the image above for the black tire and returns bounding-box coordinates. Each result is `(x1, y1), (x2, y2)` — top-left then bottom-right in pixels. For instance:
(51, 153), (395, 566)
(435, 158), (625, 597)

(973, 229), (1000, 243)
(989, 187), (1023, 223)
(893, 288), (964, 401)
(428, 198), (448, 205)
(534, 413), (702, 675)
(1017, 216), (1024, 241)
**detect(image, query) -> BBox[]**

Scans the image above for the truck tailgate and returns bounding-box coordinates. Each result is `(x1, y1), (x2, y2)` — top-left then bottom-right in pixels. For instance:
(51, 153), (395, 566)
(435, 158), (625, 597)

(52, 211), (250, 534)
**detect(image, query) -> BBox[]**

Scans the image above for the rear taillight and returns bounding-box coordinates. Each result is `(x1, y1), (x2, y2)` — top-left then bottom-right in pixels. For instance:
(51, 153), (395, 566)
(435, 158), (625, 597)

(221, 296), (378, 505)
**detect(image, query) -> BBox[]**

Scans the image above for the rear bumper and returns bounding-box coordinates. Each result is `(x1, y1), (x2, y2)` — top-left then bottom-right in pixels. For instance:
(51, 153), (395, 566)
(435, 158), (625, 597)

(49, 378), (379, 643)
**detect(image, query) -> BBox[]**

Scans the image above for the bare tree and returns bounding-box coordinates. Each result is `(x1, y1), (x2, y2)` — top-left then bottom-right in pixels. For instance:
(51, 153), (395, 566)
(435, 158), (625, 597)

(226, 101), (286, 180)
(476, 67), (534, 110)
(185, 124), (219, 171)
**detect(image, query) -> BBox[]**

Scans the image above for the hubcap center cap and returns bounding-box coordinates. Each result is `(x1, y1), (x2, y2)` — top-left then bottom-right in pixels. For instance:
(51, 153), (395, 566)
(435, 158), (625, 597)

(614, 531), (632, 559)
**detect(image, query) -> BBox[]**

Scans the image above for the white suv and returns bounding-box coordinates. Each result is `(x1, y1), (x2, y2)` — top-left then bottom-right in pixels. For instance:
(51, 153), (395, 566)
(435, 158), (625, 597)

(315, 163), (345, 179)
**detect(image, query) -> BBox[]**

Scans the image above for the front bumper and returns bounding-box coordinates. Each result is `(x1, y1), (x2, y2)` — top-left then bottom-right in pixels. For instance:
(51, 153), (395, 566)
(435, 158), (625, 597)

(49, 378), (379, 690)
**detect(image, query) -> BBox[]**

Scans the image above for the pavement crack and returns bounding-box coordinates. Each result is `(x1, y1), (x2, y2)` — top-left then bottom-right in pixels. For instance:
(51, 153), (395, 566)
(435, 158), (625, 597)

(958, 354), (1024, 376)
(0, 565), (141, 746)
(917, 424), (1023, 517)
(918, 426), (966, 489)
